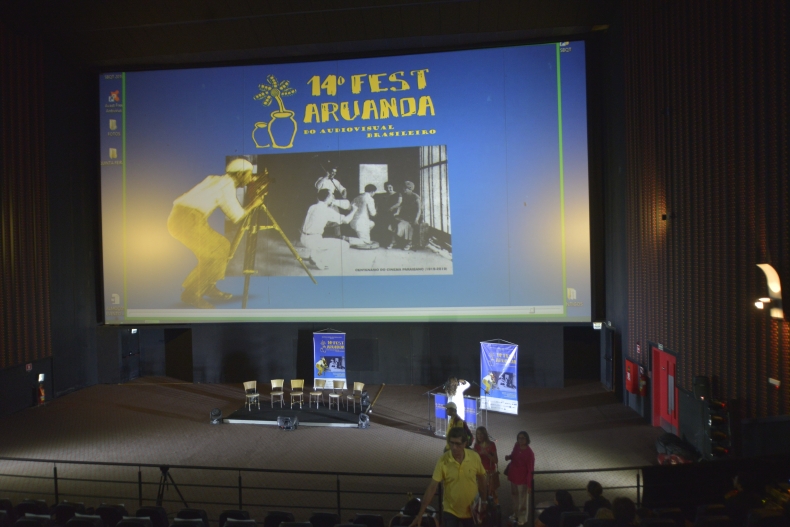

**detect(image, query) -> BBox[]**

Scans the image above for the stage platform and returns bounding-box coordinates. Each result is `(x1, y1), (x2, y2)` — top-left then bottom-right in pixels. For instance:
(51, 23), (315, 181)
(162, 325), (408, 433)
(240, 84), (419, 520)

(224, 400), (363, 427)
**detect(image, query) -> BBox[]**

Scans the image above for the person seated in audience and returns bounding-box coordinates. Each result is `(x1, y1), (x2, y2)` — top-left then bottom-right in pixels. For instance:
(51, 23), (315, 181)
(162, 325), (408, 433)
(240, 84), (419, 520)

(611, 497), (637, 527)
(595, 508), (614, 520)
(535, 490), (577, 527)
(724, 472), (763, 524)
(583, 481), (612, 517)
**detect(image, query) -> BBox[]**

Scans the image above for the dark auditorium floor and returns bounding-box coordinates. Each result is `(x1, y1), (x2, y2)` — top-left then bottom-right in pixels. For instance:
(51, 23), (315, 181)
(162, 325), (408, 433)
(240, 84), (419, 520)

(0, 378), (663, 523)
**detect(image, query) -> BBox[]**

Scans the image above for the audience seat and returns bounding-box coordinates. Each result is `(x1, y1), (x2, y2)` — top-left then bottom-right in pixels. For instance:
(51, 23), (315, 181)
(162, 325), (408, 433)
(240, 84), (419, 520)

(54, 503), (85, 526)
(388, 516), (436, 527)
(222, 519), (256, 527)
(117, 518), (152, 527)
(351, 515), (385, 527)
(695, 505), (725, 522)
(66, 515), (104, 527)
(16, 514), (52, 527)
(307, 513), (339, 527)
(170, 520), (202, 527)
(135, 508), (168, 527)
(14, 502), (49, 519)
(1, 511), (13, 527)
(0, 501), (14, 521)
(279, 522), (311, 527)
(653, 508), (685, 527)
(694, 517), (734, 527)
(219, 512), (250, 527)
(95, 506), (127, 527)
(640, 519), (676, 527)
(560, 512), (589, 527)
(175, 510), (208, 527)
(263, 511), (294, 527)
(746, 510), (786, 527)
(583, 519), (615, 527)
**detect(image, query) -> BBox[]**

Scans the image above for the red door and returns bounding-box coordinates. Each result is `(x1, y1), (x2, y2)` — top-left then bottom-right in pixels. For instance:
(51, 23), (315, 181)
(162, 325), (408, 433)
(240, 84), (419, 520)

(652, 347), (679, 433)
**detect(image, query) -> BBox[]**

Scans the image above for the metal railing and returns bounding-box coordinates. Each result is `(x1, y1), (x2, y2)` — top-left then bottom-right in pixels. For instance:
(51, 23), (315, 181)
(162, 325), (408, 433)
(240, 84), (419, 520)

(1, 457), (644, 524)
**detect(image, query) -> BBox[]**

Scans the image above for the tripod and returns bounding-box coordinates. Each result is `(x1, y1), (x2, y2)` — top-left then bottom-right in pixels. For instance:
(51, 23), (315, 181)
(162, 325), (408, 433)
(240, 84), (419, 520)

(228, 187), (317, 308)
(156, 465), (188, 508)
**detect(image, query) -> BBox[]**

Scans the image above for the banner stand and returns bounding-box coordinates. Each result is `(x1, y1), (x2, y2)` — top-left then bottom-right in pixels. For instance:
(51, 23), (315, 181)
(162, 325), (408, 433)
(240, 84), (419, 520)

(480, 339), (519, 416)
(313, 330), (346, 390)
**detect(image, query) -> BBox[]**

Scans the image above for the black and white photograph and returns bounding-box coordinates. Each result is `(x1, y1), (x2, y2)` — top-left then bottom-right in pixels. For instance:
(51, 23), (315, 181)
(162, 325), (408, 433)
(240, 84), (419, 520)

(224, 146), (453, 279)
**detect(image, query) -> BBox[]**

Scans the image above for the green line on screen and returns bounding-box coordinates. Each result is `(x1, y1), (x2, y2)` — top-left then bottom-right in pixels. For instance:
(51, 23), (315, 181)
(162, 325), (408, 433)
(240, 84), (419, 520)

(122, 72), (128, 314)
(556, 44), (567, 314)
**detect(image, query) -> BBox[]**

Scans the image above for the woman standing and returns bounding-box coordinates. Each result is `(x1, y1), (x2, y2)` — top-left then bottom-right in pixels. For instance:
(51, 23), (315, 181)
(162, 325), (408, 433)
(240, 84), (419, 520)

(504, 431), (535, 526)
(473, 427), (500, 503)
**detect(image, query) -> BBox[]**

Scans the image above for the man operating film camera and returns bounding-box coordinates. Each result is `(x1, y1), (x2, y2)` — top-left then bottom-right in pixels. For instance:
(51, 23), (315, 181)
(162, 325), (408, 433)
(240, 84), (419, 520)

(167, 159), (269, 309)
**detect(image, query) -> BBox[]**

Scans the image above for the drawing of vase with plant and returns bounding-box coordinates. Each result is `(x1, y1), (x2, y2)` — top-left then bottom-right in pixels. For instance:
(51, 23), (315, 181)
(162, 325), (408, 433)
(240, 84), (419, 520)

(252, 75), (297, 149)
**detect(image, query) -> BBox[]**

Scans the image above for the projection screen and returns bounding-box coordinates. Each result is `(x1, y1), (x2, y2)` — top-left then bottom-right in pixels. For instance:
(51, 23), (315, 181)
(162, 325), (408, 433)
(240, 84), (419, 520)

(99, 41), (591, 324)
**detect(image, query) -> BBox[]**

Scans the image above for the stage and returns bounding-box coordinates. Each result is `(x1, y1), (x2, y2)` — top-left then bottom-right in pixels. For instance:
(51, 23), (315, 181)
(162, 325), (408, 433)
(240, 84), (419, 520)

(224, 400), (364, 427)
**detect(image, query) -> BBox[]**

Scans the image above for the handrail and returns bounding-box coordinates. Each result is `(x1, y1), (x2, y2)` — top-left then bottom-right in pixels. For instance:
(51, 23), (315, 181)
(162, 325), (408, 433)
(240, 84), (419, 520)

(0, 456), (645, 521)
(0, 457), (427, 478)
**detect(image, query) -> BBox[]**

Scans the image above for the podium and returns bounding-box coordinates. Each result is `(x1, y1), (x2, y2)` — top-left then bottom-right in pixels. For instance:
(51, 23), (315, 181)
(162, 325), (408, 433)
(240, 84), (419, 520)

(430, 393), (485, 437)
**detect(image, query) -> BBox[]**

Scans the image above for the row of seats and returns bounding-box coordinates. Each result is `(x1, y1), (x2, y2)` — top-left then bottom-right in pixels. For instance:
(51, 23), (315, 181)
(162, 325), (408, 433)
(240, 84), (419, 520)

(0, 500), (435, 527)
(556, 504), (787, 527)
(244, 380), (365, 412)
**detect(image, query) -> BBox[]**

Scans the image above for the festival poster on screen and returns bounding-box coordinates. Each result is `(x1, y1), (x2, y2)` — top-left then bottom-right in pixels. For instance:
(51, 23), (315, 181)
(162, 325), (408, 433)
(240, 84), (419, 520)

(313, 332), (346, 388)
(99, 41), (592, 323)
(480, 341), (518, 414)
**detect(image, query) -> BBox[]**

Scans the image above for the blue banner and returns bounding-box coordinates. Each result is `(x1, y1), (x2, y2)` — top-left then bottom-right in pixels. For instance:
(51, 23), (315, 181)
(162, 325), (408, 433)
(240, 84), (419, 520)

(480, 341), (519, 414)
(313, 332), (346, 387)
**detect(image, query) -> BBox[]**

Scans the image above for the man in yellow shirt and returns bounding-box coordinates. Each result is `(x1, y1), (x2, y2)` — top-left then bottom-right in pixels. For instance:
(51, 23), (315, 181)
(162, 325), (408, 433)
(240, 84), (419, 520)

(410, 427), (487, 527)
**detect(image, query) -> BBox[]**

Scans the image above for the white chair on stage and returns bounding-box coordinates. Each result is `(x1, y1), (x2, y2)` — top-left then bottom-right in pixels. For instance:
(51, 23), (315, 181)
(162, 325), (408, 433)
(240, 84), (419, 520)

(345, 382), (365, 412)
(270, 379), (284, 408)
(328, 380), (345, 410)
(243, 381), (260, 411)
(309, 378), (327, 408)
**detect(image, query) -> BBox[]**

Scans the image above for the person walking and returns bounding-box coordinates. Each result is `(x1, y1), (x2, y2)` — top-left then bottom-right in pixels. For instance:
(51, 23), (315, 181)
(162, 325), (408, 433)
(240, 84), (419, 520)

(410, 427), (487, 527)
(504, 431), (535, 526)
(473, 426), (500, 503)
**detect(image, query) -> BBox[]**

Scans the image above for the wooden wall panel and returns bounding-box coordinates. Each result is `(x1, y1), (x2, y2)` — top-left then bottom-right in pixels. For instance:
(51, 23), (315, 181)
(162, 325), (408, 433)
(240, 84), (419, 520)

(623, 1), (789, 418)
(0, 22), (52, 369)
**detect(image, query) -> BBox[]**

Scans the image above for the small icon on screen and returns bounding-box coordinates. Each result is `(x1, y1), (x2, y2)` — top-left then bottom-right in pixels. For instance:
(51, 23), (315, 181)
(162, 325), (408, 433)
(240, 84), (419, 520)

(559, 41), (570, 47)
(109, 119), (117, 130)
(567, 288), (577, 300)
(109, 148), (117, 159)
(108, 90), (120, 102)
(111, 293), (120, 304)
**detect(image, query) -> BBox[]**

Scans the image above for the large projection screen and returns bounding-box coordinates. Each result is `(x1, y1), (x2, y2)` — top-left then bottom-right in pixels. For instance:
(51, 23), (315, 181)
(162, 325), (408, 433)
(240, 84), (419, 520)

(99, 41), (591, 324)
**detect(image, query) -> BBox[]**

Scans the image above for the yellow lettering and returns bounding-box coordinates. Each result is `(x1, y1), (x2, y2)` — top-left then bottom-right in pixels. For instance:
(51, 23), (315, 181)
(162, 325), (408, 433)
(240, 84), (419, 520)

(362, 99), (379, 120)
(400, 97), (417, 116)
(369, 73), (387, 93)
(388, 71), (409, 91)
(321, 102), (339, 122)
(410, 69), (429, 89)
(340, 101), (360, 120)
(379, 98), (398, 119)
(321, 75), (338, 96)
(351, 74), (366, 94)
(307, 76), (321, 96)
(417, 96), (435, 116)
(304, 104), (320, 123)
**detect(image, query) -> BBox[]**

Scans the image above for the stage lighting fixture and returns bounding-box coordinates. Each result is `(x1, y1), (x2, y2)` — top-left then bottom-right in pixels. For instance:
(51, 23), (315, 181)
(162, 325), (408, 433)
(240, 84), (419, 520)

(210, 408), (222, 425)
(277, 416), (299, 430)
(358, 413), (370, 429)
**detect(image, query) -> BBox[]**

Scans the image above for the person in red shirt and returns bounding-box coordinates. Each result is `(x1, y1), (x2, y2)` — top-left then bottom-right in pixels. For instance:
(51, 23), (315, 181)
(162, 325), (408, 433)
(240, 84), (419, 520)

(473, 426), (500, 503)
(504, 431), (535, 526)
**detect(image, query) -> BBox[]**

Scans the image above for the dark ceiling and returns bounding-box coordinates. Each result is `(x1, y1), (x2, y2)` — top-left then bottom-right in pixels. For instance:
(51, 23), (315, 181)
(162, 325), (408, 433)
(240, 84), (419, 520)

(2, 0), (615, 68)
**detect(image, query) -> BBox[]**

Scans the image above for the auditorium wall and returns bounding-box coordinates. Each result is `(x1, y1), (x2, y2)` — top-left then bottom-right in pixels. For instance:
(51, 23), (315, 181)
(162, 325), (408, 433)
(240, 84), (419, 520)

(621, 1), (790, 420)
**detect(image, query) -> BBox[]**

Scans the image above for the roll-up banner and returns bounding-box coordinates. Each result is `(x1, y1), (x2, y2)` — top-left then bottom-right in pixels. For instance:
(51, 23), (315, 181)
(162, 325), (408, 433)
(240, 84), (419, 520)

(313, 332), (346, 388)
(480, 341), (518, 414)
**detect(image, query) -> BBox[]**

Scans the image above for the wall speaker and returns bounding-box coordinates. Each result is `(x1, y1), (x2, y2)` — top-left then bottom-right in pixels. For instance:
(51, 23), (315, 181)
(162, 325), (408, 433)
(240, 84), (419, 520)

(358, 413), (370, 429)
(210, 408), (222, 425)
(693, 376), (710, 401)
